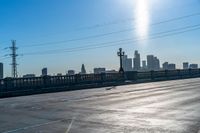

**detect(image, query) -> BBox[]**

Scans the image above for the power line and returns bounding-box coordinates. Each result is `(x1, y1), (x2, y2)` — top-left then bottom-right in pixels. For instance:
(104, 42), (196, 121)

(19, 12), (200, 48)
(0, 57), (11, 60)
(22, 24), (200, 56)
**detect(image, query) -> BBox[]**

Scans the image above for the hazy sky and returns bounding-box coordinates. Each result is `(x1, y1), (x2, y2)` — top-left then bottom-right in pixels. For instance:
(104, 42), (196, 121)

(1, 0), (200, 77)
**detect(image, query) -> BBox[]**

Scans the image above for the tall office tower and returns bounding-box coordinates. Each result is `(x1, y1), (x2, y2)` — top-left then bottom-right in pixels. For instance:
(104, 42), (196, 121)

(154, 57), (160, 71)
(0, 63), (3, 79)
(163, 62), (169, 70)
(147, 55), (154, 70)
(122, 55), (127, 71)
(81, 64), (86, 74)
(168, 64), (176, 70)
(142, 60), (147, 70)
(133, 50), (141, 71)
(42, 67), (47, 76)
(183, 62), (189, 69)
(122, 55), (132, 72)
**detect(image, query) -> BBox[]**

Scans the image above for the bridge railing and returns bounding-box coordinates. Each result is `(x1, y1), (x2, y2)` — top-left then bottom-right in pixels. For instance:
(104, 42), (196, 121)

(0, 72), (124, 93)
(125, 69), (200, 81)
(1, 69), (200, 97)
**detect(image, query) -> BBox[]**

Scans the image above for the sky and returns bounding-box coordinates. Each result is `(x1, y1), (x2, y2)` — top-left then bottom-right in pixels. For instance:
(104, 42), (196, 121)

(1, 0), (200, 77)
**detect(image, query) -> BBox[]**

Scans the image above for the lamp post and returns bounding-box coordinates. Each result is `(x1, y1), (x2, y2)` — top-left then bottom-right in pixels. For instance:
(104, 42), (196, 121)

(117, 48), (125, 73)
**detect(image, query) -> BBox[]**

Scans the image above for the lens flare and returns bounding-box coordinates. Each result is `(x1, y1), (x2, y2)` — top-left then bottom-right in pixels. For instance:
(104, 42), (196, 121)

(135, 0), (150, 38)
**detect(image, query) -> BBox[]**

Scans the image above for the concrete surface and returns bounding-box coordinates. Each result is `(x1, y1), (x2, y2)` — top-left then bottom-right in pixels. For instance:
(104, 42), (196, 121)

(1, 78), (200, 133)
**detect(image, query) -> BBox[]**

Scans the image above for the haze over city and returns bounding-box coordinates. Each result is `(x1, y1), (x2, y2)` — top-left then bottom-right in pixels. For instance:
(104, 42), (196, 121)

(1, 0), (200, 77)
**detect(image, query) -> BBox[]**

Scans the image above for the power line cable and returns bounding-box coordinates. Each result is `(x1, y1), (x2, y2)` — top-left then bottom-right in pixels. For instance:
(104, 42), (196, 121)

(19, 12), (200, 48)
(22, 24), (200, 56)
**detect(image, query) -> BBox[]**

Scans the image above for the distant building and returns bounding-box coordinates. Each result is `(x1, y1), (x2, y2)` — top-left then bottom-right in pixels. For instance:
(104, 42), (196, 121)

(147, 55), (160, 71)
(23, 74), (36, 78)
(57, 73), (62, 76)
(106, 70), (118, 73)
(183, 62), (189, 69)
(147, 55), (154, 70)
(0, 63), (3, 79)
(81, 64), (86, 74)
(189, 64), (198, 69)
(162, 62), (169, 70)
(154, 57), (160, 71)
(168, 64), (176, 70)
(94, 68), (106, 74)
(122, 55), (132, 71)
(133, 50), (140, 71)
(68, 70), (75, 75)
(142, 60), (147, 70)
(42, 67), (47, 76)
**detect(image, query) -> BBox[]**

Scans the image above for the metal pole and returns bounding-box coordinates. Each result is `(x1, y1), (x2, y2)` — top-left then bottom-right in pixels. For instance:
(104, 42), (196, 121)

(117, 48), (125, 73)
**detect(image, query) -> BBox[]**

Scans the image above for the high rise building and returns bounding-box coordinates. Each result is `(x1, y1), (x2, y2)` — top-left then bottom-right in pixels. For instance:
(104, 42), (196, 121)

(183, 62), (189, 69)
(189, 64), (198, 69)
(147, 55), (160, 71)
(42, 67), (47, 76)
(142, 60), (147, 70)
(133, 50), (141, 71)
(154, 57), (160, 70)
(0, 63), (3, 79)
(122, 55), (132, 72)
(81, 64), (86, 74)
(162, 62), (169, 70)
(147, 55), (155, 70)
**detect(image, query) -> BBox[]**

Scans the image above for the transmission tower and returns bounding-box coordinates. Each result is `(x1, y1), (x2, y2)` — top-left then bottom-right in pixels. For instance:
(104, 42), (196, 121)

(10, 40), (18, 78)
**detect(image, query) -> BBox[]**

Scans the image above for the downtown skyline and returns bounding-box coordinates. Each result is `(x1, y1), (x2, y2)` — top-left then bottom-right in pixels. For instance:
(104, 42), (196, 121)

(1, 0), (200, 76)
(1, 49), (199, 78)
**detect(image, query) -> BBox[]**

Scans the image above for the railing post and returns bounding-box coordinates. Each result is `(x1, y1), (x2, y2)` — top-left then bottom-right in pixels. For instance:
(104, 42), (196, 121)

(134, 71), (138, 81)
(151, 70), (154, 80)
(75, 74), (81, 84)
(165, 70), (168, 79)
(177, 69), (181, 78)
(199, 68), (200, 77)
(4, 78), (14, 91)
(188, 68), (192, 77)
(100, 73), (106, 83)
(43, 76), (50, 88)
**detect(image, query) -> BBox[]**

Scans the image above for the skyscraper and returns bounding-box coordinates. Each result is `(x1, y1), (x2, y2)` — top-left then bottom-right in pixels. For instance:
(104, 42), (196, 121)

(42, 67), (47, 76)
(154, 57), (160, 70)
(183, 62), (189, 69)
(81, 64), (86, 74)
(147, 55), (160, 71)
(0, 63), (3, 79)
(142, 60), (147, 70)
(122, 55), (132, 72)
(147, 55), (154, 70)
(122, 55), (127, 71)
(133, 50), (140, 71)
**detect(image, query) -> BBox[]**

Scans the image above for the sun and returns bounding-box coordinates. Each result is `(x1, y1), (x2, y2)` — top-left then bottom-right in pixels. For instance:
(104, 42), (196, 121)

(134, 0), (150, 38)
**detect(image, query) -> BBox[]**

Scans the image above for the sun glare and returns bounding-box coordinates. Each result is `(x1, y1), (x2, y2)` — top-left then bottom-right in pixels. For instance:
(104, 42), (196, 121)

(134, 0), (150, 38)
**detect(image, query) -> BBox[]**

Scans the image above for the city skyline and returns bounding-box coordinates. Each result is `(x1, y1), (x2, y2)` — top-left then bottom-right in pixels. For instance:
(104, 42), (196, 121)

(1, 49), (200, 78)
(1, 0), (200, 76)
